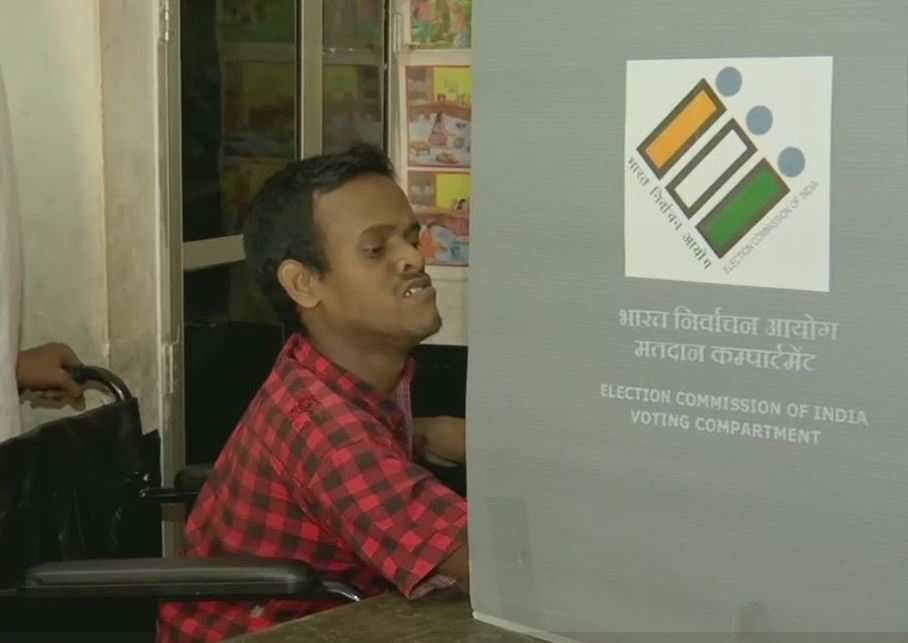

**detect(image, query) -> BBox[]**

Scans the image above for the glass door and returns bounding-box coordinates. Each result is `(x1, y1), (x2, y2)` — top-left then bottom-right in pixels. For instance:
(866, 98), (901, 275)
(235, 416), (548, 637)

(179, 0), (301, 467)
(165, 0), (389, 492)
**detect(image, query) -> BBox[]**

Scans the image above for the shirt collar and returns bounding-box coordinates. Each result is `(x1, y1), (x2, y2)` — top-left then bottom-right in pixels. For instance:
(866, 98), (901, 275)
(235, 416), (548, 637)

(287, 333), (414, 442)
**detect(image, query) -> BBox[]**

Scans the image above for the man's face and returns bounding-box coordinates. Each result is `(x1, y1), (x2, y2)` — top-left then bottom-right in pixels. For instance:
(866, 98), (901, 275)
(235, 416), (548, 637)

(310, 174), (441, 345)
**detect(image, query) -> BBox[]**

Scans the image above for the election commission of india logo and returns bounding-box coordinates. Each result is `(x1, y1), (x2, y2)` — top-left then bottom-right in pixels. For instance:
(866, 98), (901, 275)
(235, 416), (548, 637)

(623, 57), (832, 292)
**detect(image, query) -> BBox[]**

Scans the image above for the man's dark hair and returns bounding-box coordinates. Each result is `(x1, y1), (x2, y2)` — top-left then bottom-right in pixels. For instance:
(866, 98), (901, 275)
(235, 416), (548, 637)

(243, 143), (396, 333)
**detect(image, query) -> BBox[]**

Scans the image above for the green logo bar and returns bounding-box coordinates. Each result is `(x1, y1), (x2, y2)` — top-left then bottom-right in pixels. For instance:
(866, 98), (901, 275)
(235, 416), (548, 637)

(697, 159), (790, 258)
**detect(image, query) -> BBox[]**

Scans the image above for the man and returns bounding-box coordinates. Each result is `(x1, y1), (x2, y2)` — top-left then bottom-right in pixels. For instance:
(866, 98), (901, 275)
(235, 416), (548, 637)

(0, 66), (84, 441)
(158, 144), (469, 642)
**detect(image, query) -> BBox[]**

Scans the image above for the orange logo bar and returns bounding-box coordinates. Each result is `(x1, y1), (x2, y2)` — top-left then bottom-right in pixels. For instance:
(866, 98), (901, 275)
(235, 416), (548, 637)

(637, 79), (725, 178)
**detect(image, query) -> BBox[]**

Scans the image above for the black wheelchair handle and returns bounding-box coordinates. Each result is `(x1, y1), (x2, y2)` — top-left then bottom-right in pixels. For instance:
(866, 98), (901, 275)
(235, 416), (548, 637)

(68, 365), (133, 402)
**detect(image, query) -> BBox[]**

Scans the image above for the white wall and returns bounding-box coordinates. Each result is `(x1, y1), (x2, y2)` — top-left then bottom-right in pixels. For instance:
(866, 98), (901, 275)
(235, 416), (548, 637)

(99, 0), (165, 435)
(0, 1), (108, 428)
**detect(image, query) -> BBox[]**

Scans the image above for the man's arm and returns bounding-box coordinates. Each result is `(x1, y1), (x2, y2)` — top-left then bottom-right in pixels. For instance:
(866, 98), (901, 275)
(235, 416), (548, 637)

(17, 342), (84, 407)
(438, 542), (470, 589)
(413, 415), (466, 464)
(302, 432), (469, 598)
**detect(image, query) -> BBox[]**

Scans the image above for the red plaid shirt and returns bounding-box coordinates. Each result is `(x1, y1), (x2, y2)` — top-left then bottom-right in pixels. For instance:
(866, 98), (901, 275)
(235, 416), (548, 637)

(157, 334), (468, 642)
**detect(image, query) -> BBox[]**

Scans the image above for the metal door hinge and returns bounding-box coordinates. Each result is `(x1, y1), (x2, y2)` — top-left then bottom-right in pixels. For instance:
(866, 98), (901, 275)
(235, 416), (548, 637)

(160, 0), (173, 44)
(163, 341), (177, 396)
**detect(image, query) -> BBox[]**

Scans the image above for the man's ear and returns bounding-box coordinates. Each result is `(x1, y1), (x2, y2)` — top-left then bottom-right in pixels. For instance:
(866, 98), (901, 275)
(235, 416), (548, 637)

(277, 259), (321, 310)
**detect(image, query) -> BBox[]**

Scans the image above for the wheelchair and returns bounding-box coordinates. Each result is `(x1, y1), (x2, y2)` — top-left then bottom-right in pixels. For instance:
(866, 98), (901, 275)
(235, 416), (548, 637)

(0, 366), (362, 642)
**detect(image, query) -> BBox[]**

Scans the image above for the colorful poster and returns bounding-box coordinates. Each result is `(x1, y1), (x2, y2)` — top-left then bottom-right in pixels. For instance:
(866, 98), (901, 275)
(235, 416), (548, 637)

(222, 60), (296, 159)
(218, 0), (296, 43)
(220, 157), (288, 233)
(323, 65), (383, 153)
(406, 66), (472, 168)
(410, 0), (472, 49)
(324, 0), (383, 49)
(409, 171), (471, 266)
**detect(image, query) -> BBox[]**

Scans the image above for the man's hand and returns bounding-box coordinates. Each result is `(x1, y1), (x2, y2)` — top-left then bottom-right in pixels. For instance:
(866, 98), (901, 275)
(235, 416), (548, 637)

(414, 416), (466, 464)
(16, 342), (85, 408)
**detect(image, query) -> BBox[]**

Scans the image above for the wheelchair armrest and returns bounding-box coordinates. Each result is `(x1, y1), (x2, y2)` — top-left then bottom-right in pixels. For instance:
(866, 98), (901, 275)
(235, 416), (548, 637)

(132, 463), (213, 505)
(174, 463), (212, 493)
(20, 557), (363, 602)
(138, 485), (199, 504)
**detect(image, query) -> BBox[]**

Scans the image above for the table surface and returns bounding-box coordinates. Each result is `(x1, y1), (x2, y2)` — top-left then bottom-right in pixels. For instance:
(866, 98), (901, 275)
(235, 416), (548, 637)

(230, 590), (536, 643)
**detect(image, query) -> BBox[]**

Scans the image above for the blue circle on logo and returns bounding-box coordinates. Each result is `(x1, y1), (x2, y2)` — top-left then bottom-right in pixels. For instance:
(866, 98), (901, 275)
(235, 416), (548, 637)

(746, 106), (773, 135)
(716, 67), (742, 97)
(778, 147), (806, 178)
